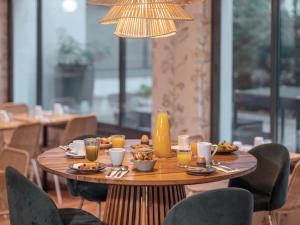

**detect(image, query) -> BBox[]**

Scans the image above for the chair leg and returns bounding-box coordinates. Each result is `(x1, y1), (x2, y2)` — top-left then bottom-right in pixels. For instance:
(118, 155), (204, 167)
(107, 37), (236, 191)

(31, 159), (42, 189)
(53, 175), (63, 205)
(96, 202), (101, 219)
(268, 211), (278, 225)
(78, 198), (84, 209)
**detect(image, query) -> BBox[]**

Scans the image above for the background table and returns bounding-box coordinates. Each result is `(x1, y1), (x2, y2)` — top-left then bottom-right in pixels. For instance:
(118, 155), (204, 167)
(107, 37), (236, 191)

(37, 140), (257, 225)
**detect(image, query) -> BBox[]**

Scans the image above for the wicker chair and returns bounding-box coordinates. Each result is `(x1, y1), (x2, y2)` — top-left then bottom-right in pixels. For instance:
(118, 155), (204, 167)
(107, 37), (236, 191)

(59, 115), (97, 145)
(7, 123), (42, 189)
(0, 147), (30, 217)
(274, 161), (300, 224)
(50, 115), (97, 205)
(0, 103), (29, 115)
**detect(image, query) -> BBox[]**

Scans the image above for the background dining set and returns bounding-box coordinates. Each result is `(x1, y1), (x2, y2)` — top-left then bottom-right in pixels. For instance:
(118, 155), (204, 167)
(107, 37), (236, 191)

(1, 102), (300, 225)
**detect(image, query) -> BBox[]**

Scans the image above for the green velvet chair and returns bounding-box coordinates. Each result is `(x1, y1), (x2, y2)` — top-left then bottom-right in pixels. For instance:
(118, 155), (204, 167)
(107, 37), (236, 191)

(67, 135), (108, 218)
(163, 188), (253, 225)
(229, 143), (290, 224)
(5, 167), (103, 225)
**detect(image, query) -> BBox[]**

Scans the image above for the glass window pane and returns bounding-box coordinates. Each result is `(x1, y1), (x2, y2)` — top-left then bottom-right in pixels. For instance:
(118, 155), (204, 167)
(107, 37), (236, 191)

(232, 0), (272, 144)
(13, 0), (37, 107)
(279, 0), (300, 152)
(41, 0), (119, 124)
(124, 39), (152, 131)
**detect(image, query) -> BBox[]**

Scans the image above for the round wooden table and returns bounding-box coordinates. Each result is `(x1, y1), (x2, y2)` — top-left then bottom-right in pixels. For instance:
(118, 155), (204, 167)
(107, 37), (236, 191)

(37, 140), (257, 225)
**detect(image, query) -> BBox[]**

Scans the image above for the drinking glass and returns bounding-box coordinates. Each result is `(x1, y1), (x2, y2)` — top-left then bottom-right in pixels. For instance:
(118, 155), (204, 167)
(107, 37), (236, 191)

(111, 135), (126, 148)
(177, 148), (192, 168)
(84, 138), (99, 162)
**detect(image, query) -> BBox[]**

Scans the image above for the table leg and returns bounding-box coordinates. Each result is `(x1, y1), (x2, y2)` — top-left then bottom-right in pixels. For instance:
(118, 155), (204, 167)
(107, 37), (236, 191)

(42, 126), (48, 191)
(103, 185), (186, 225)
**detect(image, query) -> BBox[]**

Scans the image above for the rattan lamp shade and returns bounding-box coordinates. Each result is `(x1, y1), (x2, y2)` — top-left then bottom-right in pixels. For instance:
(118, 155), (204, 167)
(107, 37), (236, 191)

(92, 0), (194, 38)
(114, 18), (176, 38)
(100, 3), (192, 24)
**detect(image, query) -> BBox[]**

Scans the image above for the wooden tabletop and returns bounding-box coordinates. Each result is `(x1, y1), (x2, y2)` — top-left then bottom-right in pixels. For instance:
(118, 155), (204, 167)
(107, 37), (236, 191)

(13, 113), (79, 126)
(37, 140), (257, 186)
(0, 120), (28, 131)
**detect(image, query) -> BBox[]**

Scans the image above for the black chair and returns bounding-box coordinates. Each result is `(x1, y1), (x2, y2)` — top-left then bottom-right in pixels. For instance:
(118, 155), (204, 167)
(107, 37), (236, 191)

(163, 188), (253, 225)
(67, 135), (109, 218)
(229, 143), (290, 224)
(5, 166), (103, 225)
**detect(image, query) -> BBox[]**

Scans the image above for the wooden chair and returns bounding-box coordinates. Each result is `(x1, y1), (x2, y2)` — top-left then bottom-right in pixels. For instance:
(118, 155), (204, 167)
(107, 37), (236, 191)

(0, 102), (29, 115)
(0, 147), (30, 217)
(60, 115), (97, 145)
(51, 115), (97, 205)
(274, 161), (300, 224)
(8, 123), (42, 190)
(0, 102), (30, 145)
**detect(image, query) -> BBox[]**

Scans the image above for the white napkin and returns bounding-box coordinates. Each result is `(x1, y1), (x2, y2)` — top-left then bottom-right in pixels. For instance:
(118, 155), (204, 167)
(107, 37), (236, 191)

(106, 169), (129, 179)
(213, 166), (240, 173)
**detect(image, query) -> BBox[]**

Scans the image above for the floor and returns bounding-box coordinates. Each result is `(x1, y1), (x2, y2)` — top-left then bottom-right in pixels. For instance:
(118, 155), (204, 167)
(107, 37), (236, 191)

(1, 184), (300, 225)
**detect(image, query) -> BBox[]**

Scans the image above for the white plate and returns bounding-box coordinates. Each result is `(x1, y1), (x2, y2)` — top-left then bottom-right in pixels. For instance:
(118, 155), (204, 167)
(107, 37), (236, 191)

(65, 151), (85, 159)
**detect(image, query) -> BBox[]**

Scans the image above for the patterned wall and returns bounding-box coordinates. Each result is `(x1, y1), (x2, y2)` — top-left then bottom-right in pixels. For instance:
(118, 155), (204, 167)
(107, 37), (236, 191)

(152, 0), (212, 140)
(0, 0), (8, 104)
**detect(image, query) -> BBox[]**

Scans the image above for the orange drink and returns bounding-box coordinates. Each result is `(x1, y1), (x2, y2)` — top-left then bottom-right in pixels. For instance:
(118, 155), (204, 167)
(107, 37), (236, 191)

(152, 111), (171, 158)
(177, 149), (192, 168)
(84, 138), (99, 162)
(111, 135), (125, 148)
(190, 142), (198, 156)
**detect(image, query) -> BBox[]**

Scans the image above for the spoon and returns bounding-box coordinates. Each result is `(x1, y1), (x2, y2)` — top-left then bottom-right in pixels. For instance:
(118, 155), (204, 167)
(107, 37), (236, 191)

(107, 167), (118, 177)
(116, 166), (129, 178)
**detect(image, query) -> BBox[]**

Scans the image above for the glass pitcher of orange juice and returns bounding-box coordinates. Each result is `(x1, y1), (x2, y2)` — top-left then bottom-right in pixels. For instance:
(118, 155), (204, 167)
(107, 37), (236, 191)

(153, 111), (171, 158)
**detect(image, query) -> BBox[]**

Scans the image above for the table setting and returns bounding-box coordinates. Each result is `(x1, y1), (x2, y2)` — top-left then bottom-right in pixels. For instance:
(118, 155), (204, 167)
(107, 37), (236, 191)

(37, 111), (257, 225)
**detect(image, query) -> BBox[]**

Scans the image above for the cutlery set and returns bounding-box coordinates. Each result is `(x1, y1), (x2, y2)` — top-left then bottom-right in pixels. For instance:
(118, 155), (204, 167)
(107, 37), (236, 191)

(106, 166), (129, 179)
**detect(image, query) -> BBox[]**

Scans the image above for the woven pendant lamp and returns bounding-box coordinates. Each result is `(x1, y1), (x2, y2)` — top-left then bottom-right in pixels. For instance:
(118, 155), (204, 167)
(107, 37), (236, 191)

(89, 0), (194, 38)
(114, 17), (177, 38)
(100, 3), (192, 24)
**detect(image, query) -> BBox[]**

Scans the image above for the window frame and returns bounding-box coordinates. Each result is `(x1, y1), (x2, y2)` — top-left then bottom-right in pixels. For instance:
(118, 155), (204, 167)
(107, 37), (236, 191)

(211, 0), (281, 144)
(8, 0), (150, 137)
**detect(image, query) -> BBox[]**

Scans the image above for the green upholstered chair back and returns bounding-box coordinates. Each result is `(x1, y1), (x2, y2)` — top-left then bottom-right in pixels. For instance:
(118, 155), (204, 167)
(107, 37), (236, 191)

(229, 143), (290, 211)
(6, 167), (64, 225)
(163, 188), (253, 225)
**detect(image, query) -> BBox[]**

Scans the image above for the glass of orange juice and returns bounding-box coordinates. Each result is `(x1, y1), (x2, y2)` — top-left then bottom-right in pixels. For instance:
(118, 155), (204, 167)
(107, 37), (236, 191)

(111, 135), (126, 148)
(177, 148), (192, 168)
(84, 138), (99, 162)
(190, 142), (198, 157)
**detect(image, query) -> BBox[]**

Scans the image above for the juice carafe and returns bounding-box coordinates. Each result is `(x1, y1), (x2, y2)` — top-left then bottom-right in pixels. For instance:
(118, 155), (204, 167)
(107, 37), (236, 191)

(153, 111), (171, 158)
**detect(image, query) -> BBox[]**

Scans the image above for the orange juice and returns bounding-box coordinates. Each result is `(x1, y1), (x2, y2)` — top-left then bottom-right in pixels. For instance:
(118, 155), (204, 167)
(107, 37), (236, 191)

(190, 142), (198, 156)
(111, 135), (125, 148)
(86, 145), (98, 161)
(153, 111), (171, 158)
(177, 150), (192, 167)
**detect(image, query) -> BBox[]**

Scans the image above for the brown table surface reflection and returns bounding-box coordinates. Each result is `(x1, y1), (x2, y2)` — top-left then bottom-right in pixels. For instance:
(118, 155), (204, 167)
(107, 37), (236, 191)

(37, 140), (257, 225)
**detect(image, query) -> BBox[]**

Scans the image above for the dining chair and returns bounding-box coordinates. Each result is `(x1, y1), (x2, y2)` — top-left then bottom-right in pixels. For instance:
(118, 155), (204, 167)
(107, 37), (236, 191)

(274, 160), (300, 225)
(0, 102), (30, 145)
(229, 143), (290, 225)
(51, 115), (97, 205)
(0, 147), (30, 217)
(5, 166), (103, 225)
(67, 135), (108, 219)
(8, 123), (42, 189)
(163, 188), (253, 225)
(0, 102), (29, 115)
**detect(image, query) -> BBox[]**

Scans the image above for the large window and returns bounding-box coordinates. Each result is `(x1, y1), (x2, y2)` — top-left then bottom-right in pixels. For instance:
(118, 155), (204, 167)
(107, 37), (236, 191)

(218, 0), (300, 152)
(12, 0), (152, 132)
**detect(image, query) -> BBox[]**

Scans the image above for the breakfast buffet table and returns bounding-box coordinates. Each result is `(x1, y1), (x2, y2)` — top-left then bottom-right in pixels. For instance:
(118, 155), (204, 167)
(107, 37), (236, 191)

(37, 140), (257, 225)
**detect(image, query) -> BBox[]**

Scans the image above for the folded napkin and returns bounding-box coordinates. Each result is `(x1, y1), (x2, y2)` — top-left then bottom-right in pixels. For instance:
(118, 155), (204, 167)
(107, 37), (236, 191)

(213, 166), (240, 173)
(105, 169), (129, 179)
